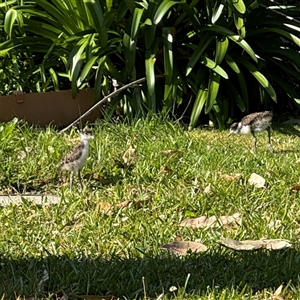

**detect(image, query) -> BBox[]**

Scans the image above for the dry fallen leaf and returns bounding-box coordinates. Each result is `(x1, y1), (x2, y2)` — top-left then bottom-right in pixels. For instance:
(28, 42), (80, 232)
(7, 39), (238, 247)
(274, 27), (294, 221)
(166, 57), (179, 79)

(290, 185), (300, 193)
(265, 239), (291, 250)
(248, 173), (266, 188)
(181, 216), (216, 228)
(161, 150), (184, 157)
(122, 145), (137, 165)
(97, 202), (112, 214)
(161, 166), (173, 173)
(161, 241), (208, 256)
(180, 213), (241, 228)
(219, 237), (291, 251)
(115, 200), (131, 208)
(203, 184), (211, 194)
(218, 172), (242, 181)
(273, 283), (284, 297)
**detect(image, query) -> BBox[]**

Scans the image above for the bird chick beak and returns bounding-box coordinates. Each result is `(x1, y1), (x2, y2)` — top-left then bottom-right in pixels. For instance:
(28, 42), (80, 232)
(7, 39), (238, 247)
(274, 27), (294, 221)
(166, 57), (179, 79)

(228, 131), (232, 137)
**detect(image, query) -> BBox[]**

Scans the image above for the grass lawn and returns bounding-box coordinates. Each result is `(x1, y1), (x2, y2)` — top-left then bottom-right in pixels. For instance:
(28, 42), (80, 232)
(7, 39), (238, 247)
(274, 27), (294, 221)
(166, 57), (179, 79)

(1, 117), (300, 299)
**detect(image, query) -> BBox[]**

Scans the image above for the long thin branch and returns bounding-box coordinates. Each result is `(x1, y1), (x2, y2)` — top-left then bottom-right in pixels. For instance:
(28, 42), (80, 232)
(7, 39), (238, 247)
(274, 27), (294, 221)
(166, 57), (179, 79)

(59, 76), (163, 134)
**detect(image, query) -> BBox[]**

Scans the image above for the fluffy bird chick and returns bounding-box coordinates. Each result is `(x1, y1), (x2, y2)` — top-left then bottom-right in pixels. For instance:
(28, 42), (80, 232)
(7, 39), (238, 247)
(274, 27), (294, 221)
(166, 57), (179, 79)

(228, 111), (273, 153)
(59, 128), (94, 191)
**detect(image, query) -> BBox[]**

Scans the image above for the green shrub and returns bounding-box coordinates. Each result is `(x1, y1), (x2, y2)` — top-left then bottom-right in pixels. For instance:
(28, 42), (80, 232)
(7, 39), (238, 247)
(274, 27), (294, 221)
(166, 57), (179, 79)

(0, 0), (299, 127)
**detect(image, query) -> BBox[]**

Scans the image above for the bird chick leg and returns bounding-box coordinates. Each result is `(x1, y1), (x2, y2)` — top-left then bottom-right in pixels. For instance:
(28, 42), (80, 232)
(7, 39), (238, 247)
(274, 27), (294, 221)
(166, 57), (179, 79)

(70, 171), (74, 192)
(267, 127), (273, 153)
(251, 132), (257, 152)
(78, 170), (83, 190)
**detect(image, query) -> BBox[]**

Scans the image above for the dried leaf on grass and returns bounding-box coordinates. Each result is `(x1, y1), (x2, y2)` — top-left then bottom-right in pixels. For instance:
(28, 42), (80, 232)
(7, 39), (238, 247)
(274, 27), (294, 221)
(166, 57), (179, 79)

(161, 166), (173, 173)
(97, 202), (112, 214)
(248, 173), (266, 188)
(180, 213), (241, 229)
(219, 237), (291, 251)
(77, 295), (116, 300)
(161, 241), (208, 256)
(203, 184), (211, 194)
(115, 200), (131, 208)
(161, 150), (184, 157)
(290, 185), (300, 193)
(122, 145), (137, 165)
(218, 172), (242, 181)
(273, 284), (284, 297)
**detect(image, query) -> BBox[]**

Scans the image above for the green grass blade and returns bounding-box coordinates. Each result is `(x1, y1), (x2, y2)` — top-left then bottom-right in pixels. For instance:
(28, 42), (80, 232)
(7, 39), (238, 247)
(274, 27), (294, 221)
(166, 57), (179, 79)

(144, 20), (156, 50)
(205, 71), (220, 113)
(201, 56), (228, 79)
(225, 54), (240, 73)
(215, 36), (228, 64)
(238, 58), (277, 102)
(145, 51), (156, 111)
(4, 8), (18, 38)
(234, 14), (244, 30)
(230, 0), (246, 14)
(162, 27), (173, 100)
(186, 33), (214, 76)
(153, 0), (181, 25)
(84, 0), (108, 47)
(33, 0), (77, 34)
(94, 57), (105, 102)
(103, 56), (124, 82)
(226, 80), (245, 111)
(189, 87), (208, 129)
(123, 33), (137, 78)
(212, 2), (225, 24)
(236, 72), (248, 110)
(131, 7), (144, 39)
(205, 24), (258, 63)
(49, 68), (59, 91)
(124, 0), (135, 13)
(79, 55), (98, 84)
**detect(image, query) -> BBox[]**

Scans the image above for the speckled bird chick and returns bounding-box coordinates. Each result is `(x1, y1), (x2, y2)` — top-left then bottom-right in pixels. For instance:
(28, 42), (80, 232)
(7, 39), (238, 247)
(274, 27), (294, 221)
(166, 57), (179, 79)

(59, 128), (94, 191)
(228, 111), (273, 153)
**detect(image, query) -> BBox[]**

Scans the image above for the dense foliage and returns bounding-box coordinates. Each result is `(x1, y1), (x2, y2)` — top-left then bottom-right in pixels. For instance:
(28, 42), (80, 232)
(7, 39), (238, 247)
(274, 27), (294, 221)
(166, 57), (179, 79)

(0, 0), (300, 127)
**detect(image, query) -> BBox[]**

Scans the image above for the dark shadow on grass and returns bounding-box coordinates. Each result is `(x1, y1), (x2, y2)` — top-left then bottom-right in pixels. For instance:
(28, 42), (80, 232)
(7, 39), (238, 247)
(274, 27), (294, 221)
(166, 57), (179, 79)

(274, 149), (299, 154)
(272, 124), (300, 137)
(1, 248), (300, 299)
